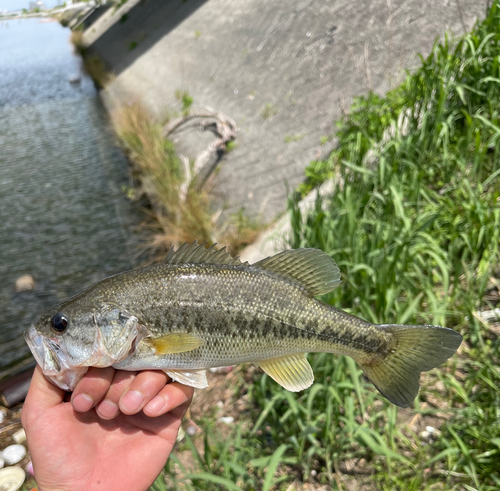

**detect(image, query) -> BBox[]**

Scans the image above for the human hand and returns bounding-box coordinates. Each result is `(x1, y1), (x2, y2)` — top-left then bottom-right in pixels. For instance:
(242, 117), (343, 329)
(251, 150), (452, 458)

(22, 366), (193, 491)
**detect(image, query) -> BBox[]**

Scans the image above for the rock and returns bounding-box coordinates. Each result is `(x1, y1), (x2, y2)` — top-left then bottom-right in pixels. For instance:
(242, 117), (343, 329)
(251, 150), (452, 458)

(218, 416), (234, 425)
(12, 429), (26, 444)
(0, 466), (25, 490)
(1, 445), (26, 465)
(14, 275), (34, 292)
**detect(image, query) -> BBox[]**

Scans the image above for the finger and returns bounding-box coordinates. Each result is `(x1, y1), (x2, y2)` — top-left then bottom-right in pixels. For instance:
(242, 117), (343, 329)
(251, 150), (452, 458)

(71, 367), (115, 413)
(118, 370), (169, 415)
(143, 382), (193, 418)
(23, 365), (65, 416)
(95, 370), (137, 420)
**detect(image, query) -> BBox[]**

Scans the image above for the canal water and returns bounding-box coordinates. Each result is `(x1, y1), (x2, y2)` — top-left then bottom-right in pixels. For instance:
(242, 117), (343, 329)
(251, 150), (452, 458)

(0, 18), (141, 370)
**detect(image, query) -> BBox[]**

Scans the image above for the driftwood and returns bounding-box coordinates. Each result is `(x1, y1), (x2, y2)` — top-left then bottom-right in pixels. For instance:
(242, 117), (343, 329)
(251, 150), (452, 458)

(0, 358), (36, 407)
(163, 107), (238, 201)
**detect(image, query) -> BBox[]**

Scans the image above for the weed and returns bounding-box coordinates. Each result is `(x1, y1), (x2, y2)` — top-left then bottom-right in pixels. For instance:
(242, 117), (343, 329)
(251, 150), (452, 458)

(69, 30), (114, 88)
(284, 134), (305, 143)
(261, 103), (279, 120)
(69, 29), (86, 55)
(175, 90), (194, 117)
(128, 40), (138, 51)
(219, 208), (261, 255)
(225, 141), (238, 152)
(194, 30), (202, 39)
(83, 55), (114, 88)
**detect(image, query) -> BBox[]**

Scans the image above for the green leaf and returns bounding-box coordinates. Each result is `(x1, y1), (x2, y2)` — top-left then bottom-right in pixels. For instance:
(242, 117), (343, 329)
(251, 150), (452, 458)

(263, 444), (289, 491)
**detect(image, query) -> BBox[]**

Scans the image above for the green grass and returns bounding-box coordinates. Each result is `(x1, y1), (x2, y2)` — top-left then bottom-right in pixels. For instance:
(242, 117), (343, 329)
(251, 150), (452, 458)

(152, 4), (500, 490)
(261, 103), (279, 120)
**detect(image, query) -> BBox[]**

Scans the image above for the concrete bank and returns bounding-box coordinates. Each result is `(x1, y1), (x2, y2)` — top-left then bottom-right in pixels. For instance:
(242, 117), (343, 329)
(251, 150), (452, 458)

(84, 0), (487, 226)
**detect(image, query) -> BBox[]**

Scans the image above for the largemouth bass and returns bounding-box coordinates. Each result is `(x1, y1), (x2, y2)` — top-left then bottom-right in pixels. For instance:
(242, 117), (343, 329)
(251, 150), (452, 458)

(24, 241), (462, 408)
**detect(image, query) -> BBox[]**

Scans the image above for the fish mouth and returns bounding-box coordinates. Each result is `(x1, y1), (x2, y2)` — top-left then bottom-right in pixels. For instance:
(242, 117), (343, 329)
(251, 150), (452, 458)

(24, 325), (88, 391)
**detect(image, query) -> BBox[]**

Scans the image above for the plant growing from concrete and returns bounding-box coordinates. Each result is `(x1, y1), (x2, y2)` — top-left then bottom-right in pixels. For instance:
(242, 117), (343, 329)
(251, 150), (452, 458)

(261, 102), (279, 120)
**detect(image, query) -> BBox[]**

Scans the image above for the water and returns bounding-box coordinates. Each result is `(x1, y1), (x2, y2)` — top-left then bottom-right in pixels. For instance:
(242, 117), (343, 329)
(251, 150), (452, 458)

(0, 18), (141, 370)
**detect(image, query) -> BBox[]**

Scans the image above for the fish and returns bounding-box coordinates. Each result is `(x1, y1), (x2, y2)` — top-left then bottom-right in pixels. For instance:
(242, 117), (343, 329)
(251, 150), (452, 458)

(24, 241), (462, 408)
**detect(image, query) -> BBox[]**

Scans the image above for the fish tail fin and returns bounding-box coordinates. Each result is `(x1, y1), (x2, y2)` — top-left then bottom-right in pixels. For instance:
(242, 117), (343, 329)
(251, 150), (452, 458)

(360, 324), (462, 408)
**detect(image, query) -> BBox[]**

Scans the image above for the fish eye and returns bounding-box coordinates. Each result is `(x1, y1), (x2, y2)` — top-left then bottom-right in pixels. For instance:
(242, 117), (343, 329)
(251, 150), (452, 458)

(51, 313), (68, 333)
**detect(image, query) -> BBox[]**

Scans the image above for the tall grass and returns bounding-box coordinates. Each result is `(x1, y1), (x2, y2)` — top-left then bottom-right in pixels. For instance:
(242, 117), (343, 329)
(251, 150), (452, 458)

(112, 103), (213, 248)
(285, 2), (500, 488)
(153, 4), (500, 491)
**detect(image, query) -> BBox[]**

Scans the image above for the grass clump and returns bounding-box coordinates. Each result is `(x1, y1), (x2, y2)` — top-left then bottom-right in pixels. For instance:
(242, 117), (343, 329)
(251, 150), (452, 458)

(153, 3), (500, 491)
(219, 208), (261, 255)
(175, 89), (194, 117)
(70, 30), (114, 88)
(112, 102), (213, 248)
(261, 103), (279, 120)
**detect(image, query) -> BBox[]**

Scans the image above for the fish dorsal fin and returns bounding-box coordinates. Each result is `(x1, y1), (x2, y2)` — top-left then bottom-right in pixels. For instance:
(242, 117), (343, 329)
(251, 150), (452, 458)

(165, 241), (247, 266)
(253, 248), (341, 296)
(258, 353), (314, 392)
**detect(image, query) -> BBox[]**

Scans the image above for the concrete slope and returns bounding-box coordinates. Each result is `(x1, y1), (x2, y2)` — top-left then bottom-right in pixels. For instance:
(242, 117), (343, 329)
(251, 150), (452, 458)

(89, 0), (488, 224)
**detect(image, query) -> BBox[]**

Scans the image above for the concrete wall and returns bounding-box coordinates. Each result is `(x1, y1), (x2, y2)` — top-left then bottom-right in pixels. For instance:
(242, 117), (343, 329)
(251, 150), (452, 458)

(88, 0), (489, 224)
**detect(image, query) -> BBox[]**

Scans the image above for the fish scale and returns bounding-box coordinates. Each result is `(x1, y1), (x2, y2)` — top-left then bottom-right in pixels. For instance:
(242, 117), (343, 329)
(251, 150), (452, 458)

(25, 241), (463, 408)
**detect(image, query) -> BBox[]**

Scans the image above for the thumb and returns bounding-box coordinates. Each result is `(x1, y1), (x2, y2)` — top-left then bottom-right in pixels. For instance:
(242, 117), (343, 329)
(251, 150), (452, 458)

(24, 365), (65, 411)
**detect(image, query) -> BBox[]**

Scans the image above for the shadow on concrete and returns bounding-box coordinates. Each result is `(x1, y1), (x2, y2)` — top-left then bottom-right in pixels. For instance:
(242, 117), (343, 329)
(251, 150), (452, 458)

(88, 0), (209, 77)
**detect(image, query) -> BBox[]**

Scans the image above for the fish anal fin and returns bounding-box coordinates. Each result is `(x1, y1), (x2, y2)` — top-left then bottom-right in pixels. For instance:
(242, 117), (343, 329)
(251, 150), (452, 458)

(258, 353), (314, 392)
(165, 369), (208, 389)
(147, 333), (204, 355)
(165, 240), (247, 266)
(253, 249), (341, 296)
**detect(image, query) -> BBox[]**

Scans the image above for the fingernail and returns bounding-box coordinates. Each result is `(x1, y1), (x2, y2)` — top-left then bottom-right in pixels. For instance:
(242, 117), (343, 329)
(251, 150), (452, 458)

(73, 393), (94, 412)
(146, 395), (165, 414)
(97, 400), (119, 419)
(120, 390), (143, 413)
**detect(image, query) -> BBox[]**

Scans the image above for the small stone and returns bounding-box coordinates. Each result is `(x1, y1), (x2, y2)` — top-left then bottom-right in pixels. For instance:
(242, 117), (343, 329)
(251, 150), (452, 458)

(15, 275), (35, 292)
(186, 425), (197, 436)
(2, 444), (26, 465)
(218, 416), (234, 425)
(12, 429), (26, 444)
(216, 400), (224, 409)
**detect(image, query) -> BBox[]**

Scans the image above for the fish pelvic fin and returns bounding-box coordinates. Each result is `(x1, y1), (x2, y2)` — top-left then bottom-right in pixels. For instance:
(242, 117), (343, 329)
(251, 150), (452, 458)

(361, 324), (462, 408)
(253, 248), (341, 296)
(258, 353), (314, 392)
(165, 369), (208, 389)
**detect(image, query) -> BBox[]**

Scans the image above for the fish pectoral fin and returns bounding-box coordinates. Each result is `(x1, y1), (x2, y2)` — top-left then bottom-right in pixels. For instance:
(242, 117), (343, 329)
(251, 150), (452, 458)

(165, 369), (209, 389)
(257, 353), (314, 392)
(147, 333), (204, 355)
